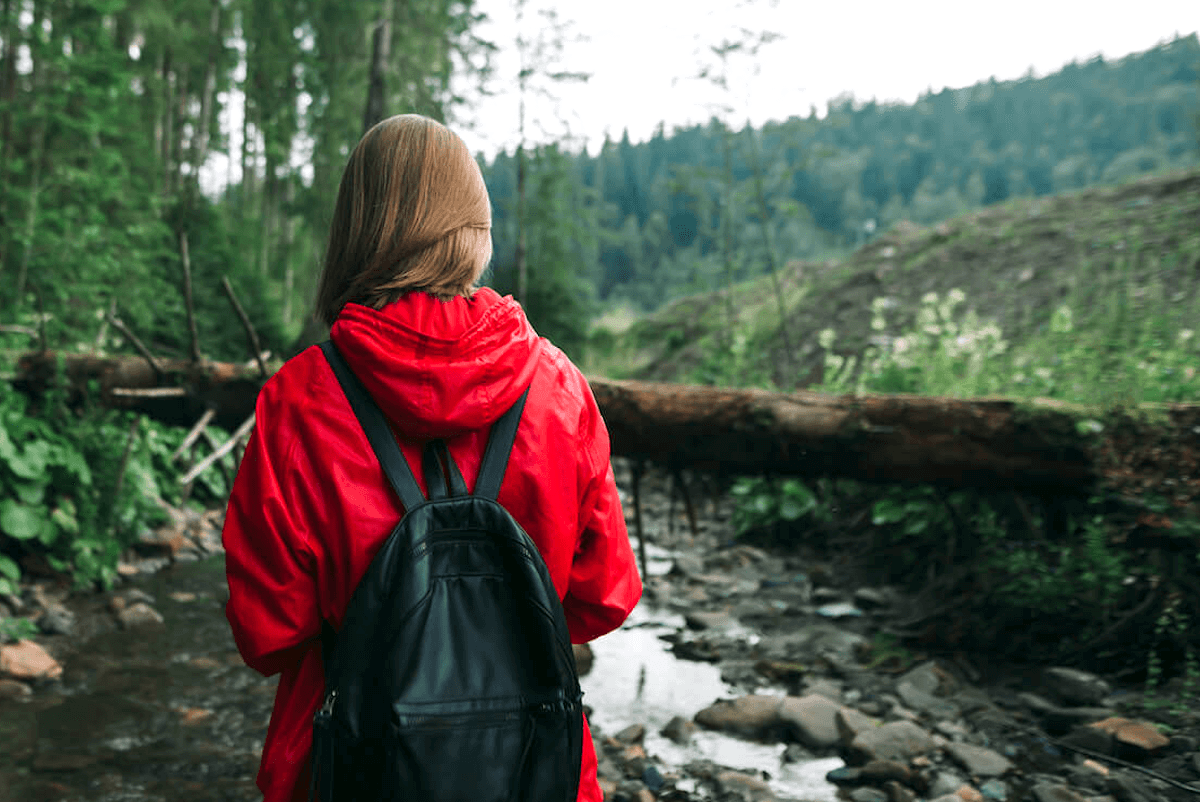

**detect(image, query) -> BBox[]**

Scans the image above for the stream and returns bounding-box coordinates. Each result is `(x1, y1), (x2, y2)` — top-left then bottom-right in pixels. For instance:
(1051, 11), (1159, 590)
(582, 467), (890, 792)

(0, 546), (844, 802)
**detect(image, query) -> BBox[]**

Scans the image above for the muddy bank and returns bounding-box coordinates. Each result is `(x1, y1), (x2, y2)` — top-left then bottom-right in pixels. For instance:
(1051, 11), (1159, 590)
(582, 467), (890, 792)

(2, 460), (1199, 802)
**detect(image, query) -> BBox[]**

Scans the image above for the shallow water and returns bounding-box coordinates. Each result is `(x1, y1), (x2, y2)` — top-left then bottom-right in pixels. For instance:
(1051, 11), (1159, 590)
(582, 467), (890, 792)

(0, 551), (841, 801)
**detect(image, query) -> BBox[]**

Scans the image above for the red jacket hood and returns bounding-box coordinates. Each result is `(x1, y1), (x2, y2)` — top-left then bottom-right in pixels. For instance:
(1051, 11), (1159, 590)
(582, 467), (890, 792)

(329, 288), (542, 440)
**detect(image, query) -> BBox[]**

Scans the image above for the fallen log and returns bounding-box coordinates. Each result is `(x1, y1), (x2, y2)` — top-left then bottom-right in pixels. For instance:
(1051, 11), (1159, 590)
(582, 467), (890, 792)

(10, 351), (1200, 498)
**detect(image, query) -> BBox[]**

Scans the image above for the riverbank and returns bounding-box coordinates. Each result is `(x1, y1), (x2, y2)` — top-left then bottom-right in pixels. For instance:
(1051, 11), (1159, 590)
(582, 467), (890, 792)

(2, 460), (1199, 802)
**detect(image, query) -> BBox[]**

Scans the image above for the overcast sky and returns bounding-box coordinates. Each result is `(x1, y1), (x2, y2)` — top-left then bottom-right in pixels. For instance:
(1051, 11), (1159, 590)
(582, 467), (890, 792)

(452, 0), (1199, 158)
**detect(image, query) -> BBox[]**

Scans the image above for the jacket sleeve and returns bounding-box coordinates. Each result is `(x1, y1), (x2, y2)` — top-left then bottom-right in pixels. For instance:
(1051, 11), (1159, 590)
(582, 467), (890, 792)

(222, 395), (322, 677)
(562, 389), (642, 644)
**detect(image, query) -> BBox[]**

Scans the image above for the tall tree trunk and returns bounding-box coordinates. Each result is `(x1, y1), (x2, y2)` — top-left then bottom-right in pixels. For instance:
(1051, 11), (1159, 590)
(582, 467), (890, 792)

(189, 0), (222, 197)
(282, 177), (296, 326)
(161, 51), (174, 197)
(16, 0), (46, 299)
(515, 143), (528, 302)
(362, 0), (393, 134)
(0, 0), (17, 277)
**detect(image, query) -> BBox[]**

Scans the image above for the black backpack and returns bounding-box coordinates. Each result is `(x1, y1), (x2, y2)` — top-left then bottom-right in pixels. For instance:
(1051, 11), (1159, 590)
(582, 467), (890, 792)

(312, 341), (583, 802)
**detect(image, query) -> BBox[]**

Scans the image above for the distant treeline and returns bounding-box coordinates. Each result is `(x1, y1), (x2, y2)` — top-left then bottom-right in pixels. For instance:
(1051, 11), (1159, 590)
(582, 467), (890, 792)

(481, 34), (1200, 325)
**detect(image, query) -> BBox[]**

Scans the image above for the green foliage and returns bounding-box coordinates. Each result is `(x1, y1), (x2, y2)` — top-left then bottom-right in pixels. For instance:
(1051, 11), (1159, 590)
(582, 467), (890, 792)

(817, 287), (1200, 406)
(730, 476), (819, 538)
(0, 379), (228, 592)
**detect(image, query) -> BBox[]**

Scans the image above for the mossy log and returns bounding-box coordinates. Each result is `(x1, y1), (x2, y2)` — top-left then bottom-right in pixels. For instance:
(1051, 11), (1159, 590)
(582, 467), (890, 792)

(11, 352), (1200, 499)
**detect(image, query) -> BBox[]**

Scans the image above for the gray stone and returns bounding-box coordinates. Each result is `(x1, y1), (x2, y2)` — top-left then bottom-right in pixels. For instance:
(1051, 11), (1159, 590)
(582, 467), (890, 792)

(858, 758), (912, 785)
(1043, 667), (1112, 707)
(852, 587), (890, 608)
(815, 602), (863, 618)
(0, 678), (32, 700)
(715, 770), (776, 801)
(659, 715), (697, 745)
(928, 770), (969, 798)
(945, 742), (1014, 777)
(836, 707), (882, 745)
(898, 661), (951, 695)
(614, 723), (645, 744)
(777, 693), (843, 749)
(979, 778), (1008, 800)
(694, 695), (783, 739)
(847, 788), (888, 802)
(1032, 783), (1087, 802)
(684, 610), (736, 631)
(116, 602), (164, 629)
(802, 677), (843, 702)
(1105, 770), (1157, 802)
(37, 605), (75, 636)
(896, 679), (959, 719)
(847, 720), (935, 765)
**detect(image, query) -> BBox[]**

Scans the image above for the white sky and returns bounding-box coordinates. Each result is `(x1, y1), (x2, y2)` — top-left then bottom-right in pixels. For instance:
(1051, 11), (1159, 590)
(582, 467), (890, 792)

(452, 0), (1200, 158)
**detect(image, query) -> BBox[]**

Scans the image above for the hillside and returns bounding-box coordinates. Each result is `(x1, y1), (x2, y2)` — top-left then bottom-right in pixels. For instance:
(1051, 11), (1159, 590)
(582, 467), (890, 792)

(592, 165), (1200, 396)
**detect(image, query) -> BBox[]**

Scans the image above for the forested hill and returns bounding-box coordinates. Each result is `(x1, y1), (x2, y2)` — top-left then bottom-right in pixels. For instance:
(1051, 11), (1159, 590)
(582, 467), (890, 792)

(480, 34), (1199, 349)
(591, 165), (1200, 407)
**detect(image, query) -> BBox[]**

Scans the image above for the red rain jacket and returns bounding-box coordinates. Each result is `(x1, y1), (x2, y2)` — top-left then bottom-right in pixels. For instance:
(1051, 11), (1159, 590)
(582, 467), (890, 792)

(222, 289), (642, 802)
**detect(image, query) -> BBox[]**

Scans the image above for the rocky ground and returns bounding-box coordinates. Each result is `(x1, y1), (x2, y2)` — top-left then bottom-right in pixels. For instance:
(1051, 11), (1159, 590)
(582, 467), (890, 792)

(2, 460), (1200, 802)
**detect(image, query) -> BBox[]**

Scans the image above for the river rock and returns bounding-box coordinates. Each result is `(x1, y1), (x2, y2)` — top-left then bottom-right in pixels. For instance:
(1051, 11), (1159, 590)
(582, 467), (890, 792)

(660, 715), (697, 745)
(715, 770), (775, 801)
(777, 693), (843, 749)
(37, 604), (75, 636)
(944, 742), (1013, 777)
(1042, 667), (1112, 707)
(1086, 717), (1170, 757)
(847, 788), (888, 802)
(1060, 723), (1115, 755)
(685, 610), (737, 631)
(928, 770), (969, 797)
(978, 778), (1007, 800)
(0, 639), (62, 680)
(614, 723), (645, 745)
(0, 677), (33, 699)
(847, 720), (935, 765)
(694, 694), (784, 739)
(899, 660), (957, 695)
(896, 679), (959, 719)
(836, 706), (882, 744)
(671, 552), (705, 578)
(858, 758), (914, 785)
(1030, 783), (1087, 802)
(116, 601), (165, 629)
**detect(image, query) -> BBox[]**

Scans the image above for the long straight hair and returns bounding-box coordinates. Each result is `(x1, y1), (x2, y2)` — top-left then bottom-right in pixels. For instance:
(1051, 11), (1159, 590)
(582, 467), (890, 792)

(315, 115), (493, 327)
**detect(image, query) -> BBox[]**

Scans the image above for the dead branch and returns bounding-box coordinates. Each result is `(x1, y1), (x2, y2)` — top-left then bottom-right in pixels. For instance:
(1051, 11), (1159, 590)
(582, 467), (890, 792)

(180, 412), (255, 485)
(110, 387), (189, 398)
(178, 230), (202, 364)
(105, 311), (165, 380)
(172, 407), (217, 462)
(220, 275), (268, 377)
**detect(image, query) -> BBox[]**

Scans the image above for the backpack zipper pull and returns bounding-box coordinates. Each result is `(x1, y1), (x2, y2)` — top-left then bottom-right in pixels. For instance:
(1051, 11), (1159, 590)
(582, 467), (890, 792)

(319, 689), (338, 717)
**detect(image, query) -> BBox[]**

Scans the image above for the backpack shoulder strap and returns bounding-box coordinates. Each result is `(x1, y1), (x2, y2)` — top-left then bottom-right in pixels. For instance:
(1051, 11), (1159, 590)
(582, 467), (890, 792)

(472, 388), (530, 501)
(319, 340), (425, 512)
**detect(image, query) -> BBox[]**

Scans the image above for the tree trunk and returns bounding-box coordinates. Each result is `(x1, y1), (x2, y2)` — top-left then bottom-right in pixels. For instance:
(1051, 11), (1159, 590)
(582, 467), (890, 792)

(515, 143), (528, 302)
(362, 0), (393, 134)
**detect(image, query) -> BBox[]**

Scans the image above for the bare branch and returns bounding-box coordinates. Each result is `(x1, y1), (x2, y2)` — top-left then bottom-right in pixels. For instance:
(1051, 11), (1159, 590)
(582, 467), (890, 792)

(178, 230), (202, 364)
(172, 408), (217, 462)
(109, 387), (188, 398)
(220, 276), (268, 377)
(105, 311), (166, 380)
(180, 413), (255, 485)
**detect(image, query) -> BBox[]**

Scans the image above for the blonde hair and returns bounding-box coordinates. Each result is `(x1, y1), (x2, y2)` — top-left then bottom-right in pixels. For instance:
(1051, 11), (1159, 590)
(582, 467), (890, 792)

(315, 114), (493, 327)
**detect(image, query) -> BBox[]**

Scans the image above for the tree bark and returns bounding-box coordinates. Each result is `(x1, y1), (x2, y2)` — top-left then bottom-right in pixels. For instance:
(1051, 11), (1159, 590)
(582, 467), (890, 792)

(362, 0), (393, 134)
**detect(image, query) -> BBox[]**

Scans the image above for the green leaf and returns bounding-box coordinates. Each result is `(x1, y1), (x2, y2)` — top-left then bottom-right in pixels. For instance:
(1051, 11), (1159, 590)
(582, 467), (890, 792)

(0, 555), (19, 581)
(12, 479), (46, 505)
(0, 577), (15, 596)
(0, 500), (47, 540)
(872, 497), (906, 525)
(2, 437), (48, 480)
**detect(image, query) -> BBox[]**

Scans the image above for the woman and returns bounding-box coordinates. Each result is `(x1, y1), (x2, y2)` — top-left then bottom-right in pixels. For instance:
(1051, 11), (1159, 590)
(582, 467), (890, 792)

(222, 114), (642, 802)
